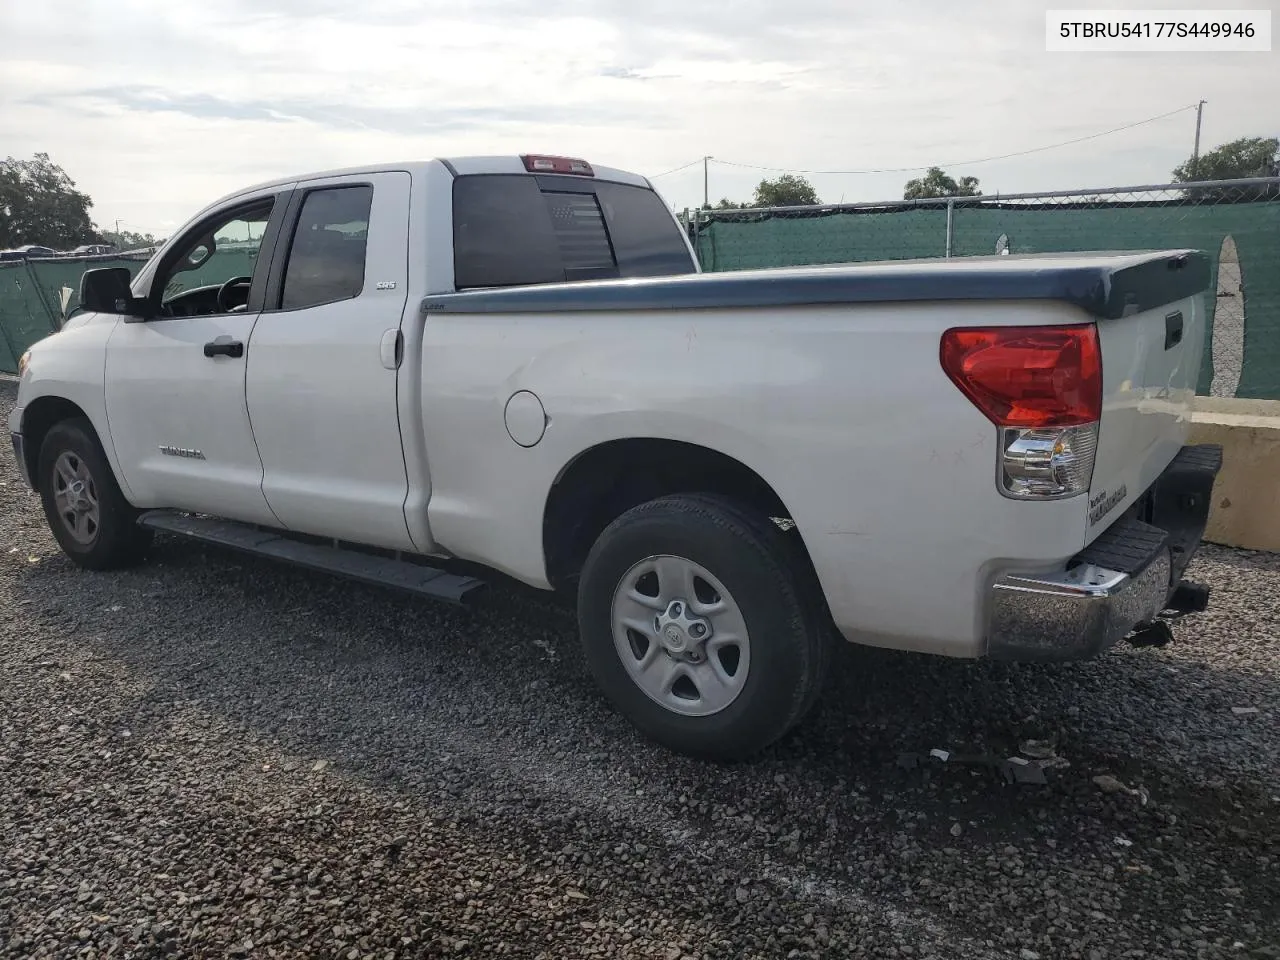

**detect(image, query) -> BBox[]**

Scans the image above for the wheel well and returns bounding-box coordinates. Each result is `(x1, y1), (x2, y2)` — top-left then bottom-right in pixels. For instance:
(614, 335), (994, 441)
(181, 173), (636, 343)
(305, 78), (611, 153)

(20, 396), (90, 482)
(542, 438), (803, 592)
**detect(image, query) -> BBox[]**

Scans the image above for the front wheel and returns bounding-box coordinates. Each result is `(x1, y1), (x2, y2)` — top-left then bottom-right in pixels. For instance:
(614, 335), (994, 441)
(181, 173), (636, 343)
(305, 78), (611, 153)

(577, 494), (829, 760)
(37, 417), (152, 570)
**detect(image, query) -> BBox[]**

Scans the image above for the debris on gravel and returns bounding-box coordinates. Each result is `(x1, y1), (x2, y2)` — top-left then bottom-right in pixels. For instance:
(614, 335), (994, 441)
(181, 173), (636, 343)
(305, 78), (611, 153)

(1, 382), (1278, 959)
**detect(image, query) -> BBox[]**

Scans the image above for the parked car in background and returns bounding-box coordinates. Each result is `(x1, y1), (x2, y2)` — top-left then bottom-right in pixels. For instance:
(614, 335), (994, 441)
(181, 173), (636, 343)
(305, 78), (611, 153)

(0, 245), (57, 261)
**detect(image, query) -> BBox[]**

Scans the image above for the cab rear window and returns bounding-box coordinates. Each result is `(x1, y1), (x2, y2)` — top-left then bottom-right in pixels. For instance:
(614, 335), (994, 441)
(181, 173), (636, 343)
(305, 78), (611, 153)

(451, 174), (695, 290)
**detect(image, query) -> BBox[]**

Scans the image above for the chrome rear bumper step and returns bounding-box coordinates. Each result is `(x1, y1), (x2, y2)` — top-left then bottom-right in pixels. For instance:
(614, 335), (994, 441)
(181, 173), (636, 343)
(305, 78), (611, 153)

(985, 442), (1222, 662)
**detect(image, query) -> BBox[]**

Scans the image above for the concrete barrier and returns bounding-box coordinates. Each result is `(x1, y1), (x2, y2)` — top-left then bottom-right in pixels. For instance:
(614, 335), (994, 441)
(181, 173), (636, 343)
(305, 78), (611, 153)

(1190, 397), (1280, 552)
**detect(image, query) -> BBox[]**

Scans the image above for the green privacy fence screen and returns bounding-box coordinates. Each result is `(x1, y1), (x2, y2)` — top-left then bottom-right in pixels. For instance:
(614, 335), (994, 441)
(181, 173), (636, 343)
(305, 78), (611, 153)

(690, 179), (1280, 400)
(0, 248), (258, 374)
(4, 180), (1279, 398)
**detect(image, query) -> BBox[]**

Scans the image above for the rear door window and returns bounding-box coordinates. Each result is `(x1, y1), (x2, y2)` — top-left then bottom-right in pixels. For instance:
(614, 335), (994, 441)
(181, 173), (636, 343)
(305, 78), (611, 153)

(279, 185), (373, 310)
(452, 174), (693, 289)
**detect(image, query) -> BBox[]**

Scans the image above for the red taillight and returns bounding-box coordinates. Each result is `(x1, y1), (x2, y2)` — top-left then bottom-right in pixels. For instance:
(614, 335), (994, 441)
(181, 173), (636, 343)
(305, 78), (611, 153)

(521, 154), (595, 176)
(940, 325), (1102, 428)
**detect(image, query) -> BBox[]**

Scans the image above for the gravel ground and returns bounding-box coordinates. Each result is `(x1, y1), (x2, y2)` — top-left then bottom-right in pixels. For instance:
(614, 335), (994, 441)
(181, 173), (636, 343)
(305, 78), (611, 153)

(1, 380), (1277, 960)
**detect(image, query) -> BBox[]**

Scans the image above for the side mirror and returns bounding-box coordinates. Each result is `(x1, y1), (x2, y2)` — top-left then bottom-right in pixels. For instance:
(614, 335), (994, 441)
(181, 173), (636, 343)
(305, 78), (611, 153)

(80, 267), (145, 316)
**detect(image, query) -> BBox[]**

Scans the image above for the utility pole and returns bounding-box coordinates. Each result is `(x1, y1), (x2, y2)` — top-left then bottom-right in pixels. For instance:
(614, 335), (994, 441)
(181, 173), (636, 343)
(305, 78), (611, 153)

(1192, 100), (1206, 173)
(703, 156), (712, 209)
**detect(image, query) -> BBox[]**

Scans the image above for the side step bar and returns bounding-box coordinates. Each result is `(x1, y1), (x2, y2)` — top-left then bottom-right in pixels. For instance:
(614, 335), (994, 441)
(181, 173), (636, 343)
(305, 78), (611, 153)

(137, 510), (486, 605)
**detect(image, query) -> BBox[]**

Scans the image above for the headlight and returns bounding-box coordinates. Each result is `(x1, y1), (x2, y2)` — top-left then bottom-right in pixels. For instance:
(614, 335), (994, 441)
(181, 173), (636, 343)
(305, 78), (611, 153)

(17, 350), (31, 377)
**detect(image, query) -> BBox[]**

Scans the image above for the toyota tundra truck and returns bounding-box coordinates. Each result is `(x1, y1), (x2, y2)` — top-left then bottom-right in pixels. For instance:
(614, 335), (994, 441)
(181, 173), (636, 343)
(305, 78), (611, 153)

(8, 154), (1222, 759)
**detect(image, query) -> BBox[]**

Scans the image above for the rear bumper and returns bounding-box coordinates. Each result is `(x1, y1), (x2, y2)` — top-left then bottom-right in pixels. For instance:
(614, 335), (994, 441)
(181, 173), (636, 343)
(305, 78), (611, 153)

(987, 443), (1223, 662)
(10, 432), (29, 489)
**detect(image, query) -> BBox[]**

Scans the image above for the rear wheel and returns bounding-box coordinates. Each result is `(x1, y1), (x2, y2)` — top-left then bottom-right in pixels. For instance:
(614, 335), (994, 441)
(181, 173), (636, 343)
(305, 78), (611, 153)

(37, 418), (152, 570)
(577, 493), (829, 760)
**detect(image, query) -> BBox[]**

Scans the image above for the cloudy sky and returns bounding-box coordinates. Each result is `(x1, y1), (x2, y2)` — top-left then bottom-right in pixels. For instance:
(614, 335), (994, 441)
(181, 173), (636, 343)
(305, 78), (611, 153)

(2, 0), (1276, 237)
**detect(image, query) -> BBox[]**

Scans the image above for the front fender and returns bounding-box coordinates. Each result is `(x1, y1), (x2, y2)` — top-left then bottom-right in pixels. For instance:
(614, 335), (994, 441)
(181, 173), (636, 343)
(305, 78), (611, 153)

(13, 315), (133, 501)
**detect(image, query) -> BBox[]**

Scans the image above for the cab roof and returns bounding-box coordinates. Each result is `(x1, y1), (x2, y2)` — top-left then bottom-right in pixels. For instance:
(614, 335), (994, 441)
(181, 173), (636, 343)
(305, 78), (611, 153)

(209, 156), (653, 210)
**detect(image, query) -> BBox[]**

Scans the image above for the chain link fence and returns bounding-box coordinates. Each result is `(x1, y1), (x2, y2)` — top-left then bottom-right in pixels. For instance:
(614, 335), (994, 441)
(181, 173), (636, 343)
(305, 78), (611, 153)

(684, 177), (1280, 400)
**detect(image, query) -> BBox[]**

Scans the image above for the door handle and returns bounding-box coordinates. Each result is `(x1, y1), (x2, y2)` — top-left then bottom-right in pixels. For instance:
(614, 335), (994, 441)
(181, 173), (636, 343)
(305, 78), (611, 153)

(203, 339), (244, 359)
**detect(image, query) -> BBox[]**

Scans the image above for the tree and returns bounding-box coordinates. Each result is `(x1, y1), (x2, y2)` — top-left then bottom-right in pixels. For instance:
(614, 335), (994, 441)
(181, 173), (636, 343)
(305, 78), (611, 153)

(903, 166), (982, 200)
(751, 174), (820, 208)
(0, 153), (100, 249)
(99, 228), (161, 251)
(1173, 136), (1278, 183)
(1172, 137), (1279, 201)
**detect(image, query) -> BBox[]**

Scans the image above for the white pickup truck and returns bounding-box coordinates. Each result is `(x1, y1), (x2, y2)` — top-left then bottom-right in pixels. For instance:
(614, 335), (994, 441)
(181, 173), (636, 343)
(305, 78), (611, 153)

(9, 154), (1222, 759)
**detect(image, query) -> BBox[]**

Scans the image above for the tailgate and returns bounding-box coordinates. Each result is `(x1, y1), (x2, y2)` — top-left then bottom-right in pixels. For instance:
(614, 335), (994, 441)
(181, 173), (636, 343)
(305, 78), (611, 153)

(1086, 253), (1211, 542)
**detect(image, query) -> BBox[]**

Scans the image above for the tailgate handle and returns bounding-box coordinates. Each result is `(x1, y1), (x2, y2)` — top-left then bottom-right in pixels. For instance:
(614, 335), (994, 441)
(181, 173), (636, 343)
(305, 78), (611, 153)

(1164, 311), (1184, 350)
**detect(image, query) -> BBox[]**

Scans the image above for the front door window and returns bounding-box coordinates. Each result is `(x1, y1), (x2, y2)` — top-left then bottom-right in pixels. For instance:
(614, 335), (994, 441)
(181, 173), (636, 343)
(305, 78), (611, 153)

(155, 199), (275, 318)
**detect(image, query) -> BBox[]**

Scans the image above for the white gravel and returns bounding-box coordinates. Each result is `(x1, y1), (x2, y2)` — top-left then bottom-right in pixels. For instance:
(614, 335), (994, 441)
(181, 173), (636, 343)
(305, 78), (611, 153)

(1, 381), (1277, 959)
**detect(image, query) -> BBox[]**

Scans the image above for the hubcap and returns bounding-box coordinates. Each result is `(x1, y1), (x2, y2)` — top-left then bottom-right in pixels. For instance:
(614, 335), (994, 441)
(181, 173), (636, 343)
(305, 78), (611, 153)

(51, 451), (100, 546)
(610, 555), (751, 717)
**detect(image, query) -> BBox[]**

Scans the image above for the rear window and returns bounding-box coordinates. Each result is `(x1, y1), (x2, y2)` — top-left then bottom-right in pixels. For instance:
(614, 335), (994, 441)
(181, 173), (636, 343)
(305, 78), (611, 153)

(544, 191), (616, 281)
(452, 174), (694, 290)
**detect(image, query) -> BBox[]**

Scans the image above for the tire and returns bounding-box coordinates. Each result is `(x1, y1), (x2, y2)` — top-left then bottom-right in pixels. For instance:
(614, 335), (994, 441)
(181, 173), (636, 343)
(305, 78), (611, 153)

(37, 417), (152, 570)
(577, 493), (830, 760)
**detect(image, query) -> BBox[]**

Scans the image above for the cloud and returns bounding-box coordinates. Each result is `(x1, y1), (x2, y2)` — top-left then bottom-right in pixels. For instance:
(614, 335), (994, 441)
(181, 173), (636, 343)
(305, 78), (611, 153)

(24, 85), (653, 134)
(0, 0), (1273, 232)
(23, 88), (291, 125)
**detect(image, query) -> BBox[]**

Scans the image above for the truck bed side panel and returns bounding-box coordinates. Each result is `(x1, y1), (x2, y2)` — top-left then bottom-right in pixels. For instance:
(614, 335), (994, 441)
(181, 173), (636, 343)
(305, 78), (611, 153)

(417, 300), (1095, 658)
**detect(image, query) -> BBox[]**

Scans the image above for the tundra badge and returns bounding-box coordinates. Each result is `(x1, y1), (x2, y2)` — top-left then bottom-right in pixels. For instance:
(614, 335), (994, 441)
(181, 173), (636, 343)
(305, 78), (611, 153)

(159, 445), (206, 460)
(1088, 484), (1127, 526)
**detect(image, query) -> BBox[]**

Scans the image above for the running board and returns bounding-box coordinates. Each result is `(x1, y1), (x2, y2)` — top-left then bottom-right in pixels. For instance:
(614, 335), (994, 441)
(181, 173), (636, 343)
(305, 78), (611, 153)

(136, 511), (486, 605)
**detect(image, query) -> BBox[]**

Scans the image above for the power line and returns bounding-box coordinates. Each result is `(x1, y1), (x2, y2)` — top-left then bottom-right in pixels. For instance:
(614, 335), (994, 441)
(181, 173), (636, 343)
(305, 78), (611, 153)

(650, 158), (705, 178)
(654, 103), (1200, 179)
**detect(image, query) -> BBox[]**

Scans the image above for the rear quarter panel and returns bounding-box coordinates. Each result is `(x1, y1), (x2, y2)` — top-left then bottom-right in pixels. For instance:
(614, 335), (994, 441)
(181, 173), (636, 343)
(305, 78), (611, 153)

(418, 299), (1096, 657)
